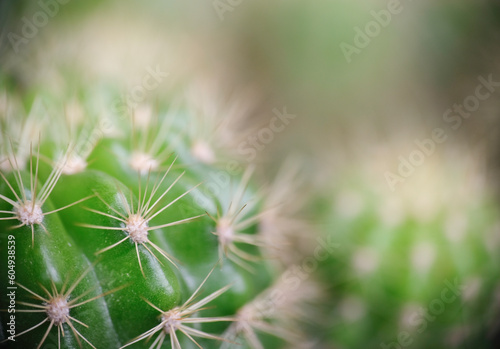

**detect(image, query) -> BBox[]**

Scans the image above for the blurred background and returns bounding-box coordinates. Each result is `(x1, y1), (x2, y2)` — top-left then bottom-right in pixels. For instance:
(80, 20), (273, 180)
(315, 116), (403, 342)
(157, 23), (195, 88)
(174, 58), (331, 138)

(1, 0), (500, 348)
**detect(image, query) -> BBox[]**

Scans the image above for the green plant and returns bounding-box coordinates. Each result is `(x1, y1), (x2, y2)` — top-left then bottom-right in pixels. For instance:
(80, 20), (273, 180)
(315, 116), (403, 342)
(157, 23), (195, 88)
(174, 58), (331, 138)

(0, 83), (304, 349)
(316, 156), (500, 349)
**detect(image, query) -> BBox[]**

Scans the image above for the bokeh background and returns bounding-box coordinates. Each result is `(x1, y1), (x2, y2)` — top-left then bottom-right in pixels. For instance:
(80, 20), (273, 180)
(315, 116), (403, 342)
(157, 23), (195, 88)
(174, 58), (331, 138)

(1, 0), (500, 348)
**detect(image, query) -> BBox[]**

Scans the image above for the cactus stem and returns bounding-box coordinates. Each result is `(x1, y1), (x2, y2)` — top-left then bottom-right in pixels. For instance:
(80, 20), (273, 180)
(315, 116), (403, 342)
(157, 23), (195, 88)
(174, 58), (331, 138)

(82, 165), (205, 275)
(121, 266), (234, 349)
(203, 165), (266, 271)
(128, 106), (178, 174)
(129, 152), (160, 174)
(222, 274), (314, 349)
(191, 139), (215, 164)
(4, 265), (121, 349)
(0, 140), (92, 246)
(208, 210), (264, 272)
(59, 154), (88, 175)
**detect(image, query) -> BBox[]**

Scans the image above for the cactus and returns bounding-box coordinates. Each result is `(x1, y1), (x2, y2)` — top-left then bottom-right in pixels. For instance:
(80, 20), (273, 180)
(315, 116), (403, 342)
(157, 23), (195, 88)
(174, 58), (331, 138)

(0, 80), (304, 349)
(316, 150), (500, 349)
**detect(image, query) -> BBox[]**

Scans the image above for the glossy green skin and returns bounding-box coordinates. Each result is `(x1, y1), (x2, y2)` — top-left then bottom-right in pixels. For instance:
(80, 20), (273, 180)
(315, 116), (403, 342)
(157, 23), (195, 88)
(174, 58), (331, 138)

(85, 138), (273, 336)
(0, 173), (120, 348)
(50, 170), (181, 347)
(316, 183), (500, 349)
(0, 136), (274, 348)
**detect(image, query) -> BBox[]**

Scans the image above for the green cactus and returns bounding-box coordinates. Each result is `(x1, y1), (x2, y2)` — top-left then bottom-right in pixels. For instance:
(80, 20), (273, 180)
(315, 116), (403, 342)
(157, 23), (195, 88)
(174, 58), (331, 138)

(0, 80), (304, 349)
(316, 154), (500, 349)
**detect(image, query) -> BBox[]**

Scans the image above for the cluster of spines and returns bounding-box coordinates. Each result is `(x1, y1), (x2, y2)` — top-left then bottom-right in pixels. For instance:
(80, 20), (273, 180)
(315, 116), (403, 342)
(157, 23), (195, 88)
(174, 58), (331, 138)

(0, 96), (313, 349)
